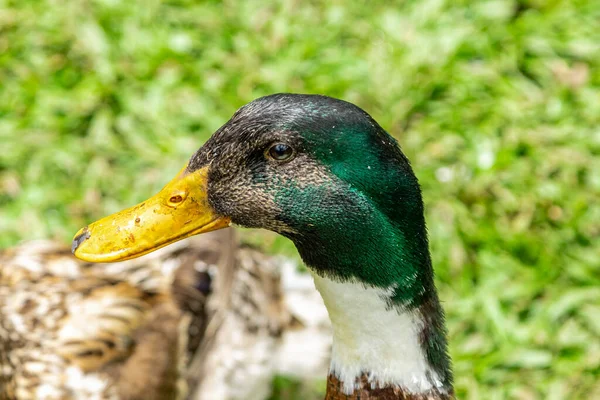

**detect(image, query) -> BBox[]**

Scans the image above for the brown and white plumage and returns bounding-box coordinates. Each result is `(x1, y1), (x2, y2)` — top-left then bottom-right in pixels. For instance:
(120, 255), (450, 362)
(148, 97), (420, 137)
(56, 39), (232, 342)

(1, 239), (187, 400)
(0, 229), (295, 400)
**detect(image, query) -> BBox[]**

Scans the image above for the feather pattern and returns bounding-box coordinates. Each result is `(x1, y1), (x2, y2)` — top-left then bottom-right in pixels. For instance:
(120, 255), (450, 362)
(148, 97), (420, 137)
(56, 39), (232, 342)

(0, 230), (295, 400)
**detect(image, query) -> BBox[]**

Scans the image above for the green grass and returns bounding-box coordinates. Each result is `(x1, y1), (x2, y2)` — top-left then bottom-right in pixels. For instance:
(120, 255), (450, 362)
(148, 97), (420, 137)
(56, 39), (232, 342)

(1, 0), (599, 398)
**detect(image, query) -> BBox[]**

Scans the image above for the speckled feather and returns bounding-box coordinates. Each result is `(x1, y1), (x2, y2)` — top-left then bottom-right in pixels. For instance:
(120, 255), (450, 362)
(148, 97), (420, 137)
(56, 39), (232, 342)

(0, 230), (290, 400)
(325, 374), (453, 400)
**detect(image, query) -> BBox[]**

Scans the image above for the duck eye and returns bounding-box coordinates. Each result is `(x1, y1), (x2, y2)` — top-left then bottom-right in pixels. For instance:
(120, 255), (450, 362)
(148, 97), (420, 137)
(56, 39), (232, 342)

(267, 143), (294, 162)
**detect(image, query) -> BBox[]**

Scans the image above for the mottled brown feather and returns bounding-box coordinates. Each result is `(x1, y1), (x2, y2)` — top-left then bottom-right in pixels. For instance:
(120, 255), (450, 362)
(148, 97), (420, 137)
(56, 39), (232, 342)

(108, 302), (183, 400)
(1, 230), (289, 400)
(325, 374), (454, 400)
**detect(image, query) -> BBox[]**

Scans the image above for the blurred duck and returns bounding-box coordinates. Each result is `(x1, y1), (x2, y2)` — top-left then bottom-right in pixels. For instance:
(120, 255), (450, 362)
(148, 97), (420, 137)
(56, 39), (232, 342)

(0, 230), (296, 400)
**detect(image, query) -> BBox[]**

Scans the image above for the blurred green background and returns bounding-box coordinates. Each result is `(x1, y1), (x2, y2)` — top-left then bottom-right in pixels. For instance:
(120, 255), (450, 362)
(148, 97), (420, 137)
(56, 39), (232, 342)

(1, 0), (599, 399)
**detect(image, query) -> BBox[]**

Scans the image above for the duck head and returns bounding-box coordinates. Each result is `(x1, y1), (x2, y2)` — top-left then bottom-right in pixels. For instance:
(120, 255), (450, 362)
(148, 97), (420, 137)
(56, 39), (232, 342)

(73, 93), (452, 398)
(73, 94), (425, 287)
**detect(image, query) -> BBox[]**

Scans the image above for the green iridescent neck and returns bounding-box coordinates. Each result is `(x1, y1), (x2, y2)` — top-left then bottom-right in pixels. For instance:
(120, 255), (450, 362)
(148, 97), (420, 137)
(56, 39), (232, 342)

(290, 191), (432, 305)
(288, 190), (452, 389)
(273, 122), (453, 390)
(276, 119), (434, 304)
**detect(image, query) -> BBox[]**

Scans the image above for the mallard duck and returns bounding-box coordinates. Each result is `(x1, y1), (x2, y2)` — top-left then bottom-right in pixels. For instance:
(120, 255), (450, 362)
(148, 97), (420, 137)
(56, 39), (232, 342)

(73, 94), (454, 399)
(0, 230), (290, 400)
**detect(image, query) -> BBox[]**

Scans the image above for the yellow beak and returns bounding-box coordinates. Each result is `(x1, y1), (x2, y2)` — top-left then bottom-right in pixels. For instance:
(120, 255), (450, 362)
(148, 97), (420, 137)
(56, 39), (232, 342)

(72, 165), (231, 262)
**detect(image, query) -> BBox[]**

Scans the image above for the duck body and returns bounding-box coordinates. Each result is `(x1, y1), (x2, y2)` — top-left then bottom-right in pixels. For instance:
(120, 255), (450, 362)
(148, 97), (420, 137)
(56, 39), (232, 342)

(1, 231), (289, 400)
(0, 240), (190, 400)
(73, 94), (454, 399)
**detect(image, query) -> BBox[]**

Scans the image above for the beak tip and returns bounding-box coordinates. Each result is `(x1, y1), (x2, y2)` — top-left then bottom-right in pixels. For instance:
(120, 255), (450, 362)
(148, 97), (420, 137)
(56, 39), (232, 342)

(72, 227), (91, 255)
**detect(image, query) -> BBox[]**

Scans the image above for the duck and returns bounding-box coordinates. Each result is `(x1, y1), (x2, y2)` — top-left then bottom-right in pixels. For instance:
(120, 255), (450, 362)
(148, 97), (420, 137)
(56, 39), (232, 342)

(0, 229), (291, 400)
(72, 93), (454, 400)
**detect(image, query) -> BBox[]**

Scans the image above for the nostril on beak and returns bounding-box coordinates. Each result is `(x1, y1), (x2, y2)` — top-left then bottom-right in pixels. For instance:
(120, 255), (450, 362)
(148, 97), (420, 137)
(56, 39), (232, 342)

(72, 227), (91, 254)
